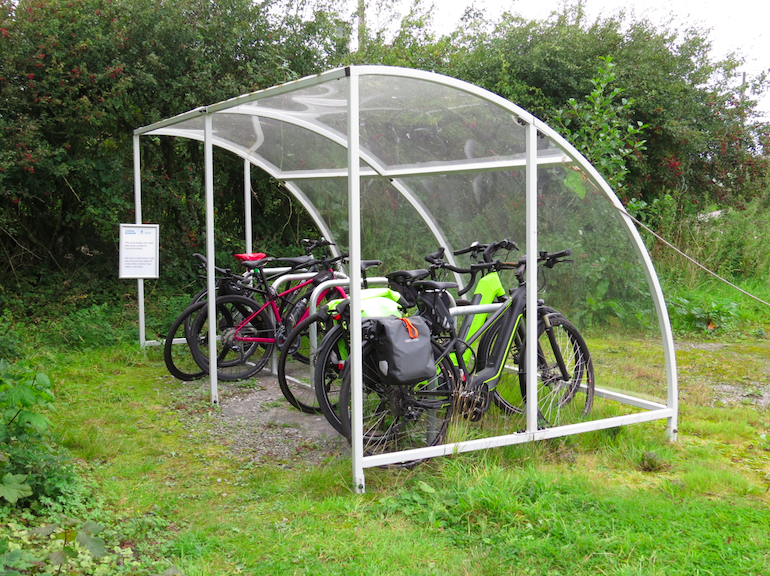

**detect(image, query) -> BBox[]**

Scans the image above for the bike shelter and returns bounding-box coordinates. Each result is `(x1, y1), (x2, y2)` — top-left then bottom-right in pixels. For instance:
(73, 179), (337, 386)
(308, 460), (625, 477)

(133, 66), (678, 492)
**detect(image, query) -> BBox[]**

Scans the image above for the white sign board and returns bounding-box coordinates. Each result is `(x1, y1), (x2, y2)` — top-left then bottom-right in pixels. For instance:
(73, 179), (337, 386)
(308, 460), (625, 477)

(119, 224), (159, 279)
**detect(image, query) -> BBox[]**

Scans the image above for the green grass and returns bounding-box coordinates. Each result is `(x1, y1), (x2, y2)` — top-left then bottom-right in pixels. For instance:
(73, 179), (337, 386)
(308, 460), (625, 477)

(3, 331), (770, 575)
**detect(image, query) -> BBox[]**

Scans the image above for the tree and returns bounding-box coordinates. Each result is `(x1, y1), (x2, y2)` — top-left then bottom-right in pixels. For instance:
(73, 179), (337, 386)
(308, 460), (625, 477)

(551, 56), (648, 196)
(439, 1), (770, 206)
(0, 0), (348, 310)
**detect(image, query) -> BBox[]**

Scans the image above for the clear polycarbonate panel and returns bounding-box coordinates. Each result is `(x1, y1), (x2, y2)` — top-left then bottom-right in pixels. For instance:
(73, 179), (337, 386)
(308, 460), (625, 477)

(213, 115), (350, 173)
(533, 163), (668, 409)
(146, 116), (204, 138)
(232, 78), (351, 144)
(356, 75), (527, 171)
(224, 73), (530, 175)
(396, 170), (526, 269)
(358, 178), (454, 272)
(242, 79), (351, 118)
(391, 156), (667, 434)
(286, 178), (351, 250)
(287, 177), (450, 273)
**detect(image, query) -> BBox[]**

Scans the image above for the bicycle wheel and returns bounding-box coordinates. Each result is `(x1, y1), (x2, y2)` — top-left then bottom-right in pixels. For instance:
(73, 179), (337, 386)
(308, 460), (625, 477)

(313, 324), (350, 435)
(182, 287), (209, 335)
(338, 341), (455, 458)
(189, 294), (275, 381)
(277, 312), (334, 414)
(499, 314), (594, 427)
(163, 299), (207, 381)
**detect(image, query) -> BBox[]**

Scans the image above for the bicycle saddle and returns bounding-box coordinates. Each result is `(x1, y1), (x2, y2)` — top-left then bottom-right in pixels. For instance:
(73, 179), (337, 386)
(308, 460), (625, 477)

(413, 280), (459, 291)
(276, 255), (314, 266)
(361, 259), (382, 272)
(239, 256), (276, 269)
(233, 252), (266, 262)
(385, 269), (430, 284)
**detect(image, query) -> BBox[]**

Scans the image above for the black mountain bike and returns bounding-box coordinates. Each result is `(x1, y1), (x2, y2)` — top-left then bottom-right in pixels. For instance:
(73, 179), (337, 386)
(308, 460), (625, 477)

(337, 240), (595, 459)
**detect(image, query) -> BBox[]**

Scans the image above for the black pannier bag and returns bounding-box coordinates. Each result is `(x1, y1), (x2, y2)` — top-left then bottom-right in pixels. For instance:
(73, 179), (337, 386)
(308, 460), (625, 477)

(368, 316), (436, 386)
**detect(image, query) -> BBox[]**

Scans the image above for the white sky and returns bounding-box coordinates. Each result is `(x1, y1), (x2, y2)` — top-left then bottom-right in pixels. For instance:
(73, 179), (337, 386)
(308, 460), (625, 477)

(427, 0), (770, 119)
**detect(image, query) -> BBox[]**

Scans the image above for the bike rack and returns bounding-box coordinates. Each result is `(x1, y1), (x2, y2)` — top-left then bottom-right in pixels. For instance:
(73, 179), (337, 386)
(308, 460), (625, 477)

(276, 276), (391, 390)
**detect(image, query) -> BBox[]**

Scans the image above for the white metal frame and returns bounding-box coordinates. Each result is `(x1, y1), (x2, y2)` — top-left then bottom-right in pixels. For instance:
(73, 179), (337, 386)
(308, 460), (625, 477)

(133, 65), (678, 493)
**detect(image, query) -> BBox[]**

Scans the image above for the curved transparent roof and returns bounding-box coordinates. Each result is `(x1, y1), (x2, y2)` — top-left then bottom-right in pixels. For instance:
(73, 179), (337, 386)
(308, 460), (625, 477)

(136, 66), (677, 464)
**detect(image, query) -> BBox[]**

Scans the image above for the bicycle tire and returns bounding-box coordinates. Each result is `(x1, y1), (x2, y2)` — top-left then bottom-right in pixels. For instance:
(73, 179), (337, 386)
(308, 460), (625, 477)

(338, 340), (455, 459)
(163, 299), (208, 381)
(188, 294), (275, 381)
(497, 314), (594, 427)
(313, 324), (350, 435)
(277, 312), (334, 414)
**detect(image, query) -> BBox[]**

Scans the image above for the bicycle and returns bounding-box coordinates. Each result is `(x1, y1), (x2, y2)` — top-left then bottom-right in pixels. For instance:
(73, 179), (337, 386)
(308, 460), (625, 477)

(186, 243), (350, 381)
(312, 242), (503, 435)
(337, 240), (594, 459)
(312, 265), (443, 435)
(163, 238), (333, 381)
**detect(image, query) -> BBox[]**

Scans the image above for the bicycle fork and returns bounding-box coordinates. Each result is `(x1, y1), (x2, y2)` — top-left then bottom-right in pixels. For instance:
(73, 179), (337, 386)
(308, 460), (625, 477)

(539, 310), (572, 382)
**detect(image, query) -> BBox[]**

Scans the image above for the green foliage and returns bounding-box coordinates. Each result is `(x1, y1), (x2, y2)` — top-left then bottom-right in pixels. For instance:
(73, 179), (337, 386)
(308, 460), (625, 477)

(49, 519), (107, 568)
(0, 474), (33, 506)
(668, 295), (742, 333)
(552, 56), (648, 196)
(374, 459), (770, 574)
(0, 509), (181, 575)
(51, 303), (128, 350)
(0, 311), (22, 362)
(651, 191), (770, 287)
(0, 362), (77, 507)
(0, 0), (331, 315)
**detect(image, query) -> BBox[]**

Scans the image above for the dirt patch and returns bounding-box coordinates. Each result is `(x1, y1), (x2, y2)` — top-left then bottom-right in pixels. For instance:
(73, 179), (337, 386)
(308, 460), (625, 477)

(674, 341), (727, 352)
(712, 383), (770, 408)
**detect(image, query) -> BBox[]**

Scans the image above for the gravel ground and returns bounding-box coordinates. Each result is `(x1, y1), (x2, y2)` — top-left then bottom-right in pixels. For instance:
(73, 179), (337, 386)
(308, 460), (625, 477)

(190, 373), (349, 466)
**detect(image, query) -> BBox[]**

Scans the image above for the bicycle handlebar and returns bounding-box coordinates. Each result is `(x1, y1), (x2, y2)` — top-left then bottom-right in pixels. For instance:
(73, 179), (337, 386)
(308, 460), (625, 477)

(425, 246), (478, 296)
(301, 237), (334, 254)
(298, 251), (348, 274)
(482, 239), (518, 263)
(541, 249), (572, 268)
(453, 241), (486, 259)
(424, 247), (446, 265)
(192, 252), (232, 276)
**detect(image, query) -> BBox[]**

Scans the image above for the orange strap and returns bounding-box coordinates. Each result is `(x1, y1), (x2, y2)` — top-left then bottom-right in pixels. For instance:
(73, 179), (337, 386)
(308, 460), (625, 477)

(400, 318), (419, 339)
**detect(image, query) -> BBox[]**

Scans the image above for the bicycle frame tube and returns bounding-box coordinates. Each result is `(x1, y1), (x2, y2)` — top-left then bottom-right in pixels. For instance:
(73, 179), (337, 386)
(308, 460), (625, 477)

(276, 277), (314, 301)
(229, 284), (350, 345)
(230, 299), (277, 344)
(470, 287), (527, 391)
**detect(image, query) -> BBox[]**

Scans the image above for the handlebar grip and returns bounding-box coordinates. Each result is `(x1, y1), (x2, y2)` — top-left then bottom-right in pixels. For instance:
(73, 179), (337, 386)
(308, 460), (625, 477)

(453, 241), (482, 256)
(546, 249), (571, 259)
(425, 247), (446, 264)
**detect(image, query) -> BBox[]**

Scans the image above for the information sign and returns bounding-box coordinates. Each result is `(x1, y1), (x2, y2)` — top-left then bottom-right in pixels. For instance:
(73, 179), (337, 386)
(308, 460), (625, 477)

(119, 224), (159, 279)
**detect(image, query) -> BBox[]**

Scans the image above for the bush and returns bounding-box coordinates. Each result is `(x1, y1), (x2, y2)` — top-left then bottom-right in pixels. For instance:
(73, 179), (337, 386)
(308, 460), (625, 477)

(50, 303), (132, 350)
(0, 361), (77, 507)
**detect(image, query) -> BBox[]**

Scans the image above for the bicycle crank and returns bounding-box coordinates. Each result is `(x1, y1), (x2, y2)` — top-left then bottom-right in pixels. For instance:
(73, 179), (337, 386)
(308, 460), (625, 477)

(458, 382), (490, 422)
